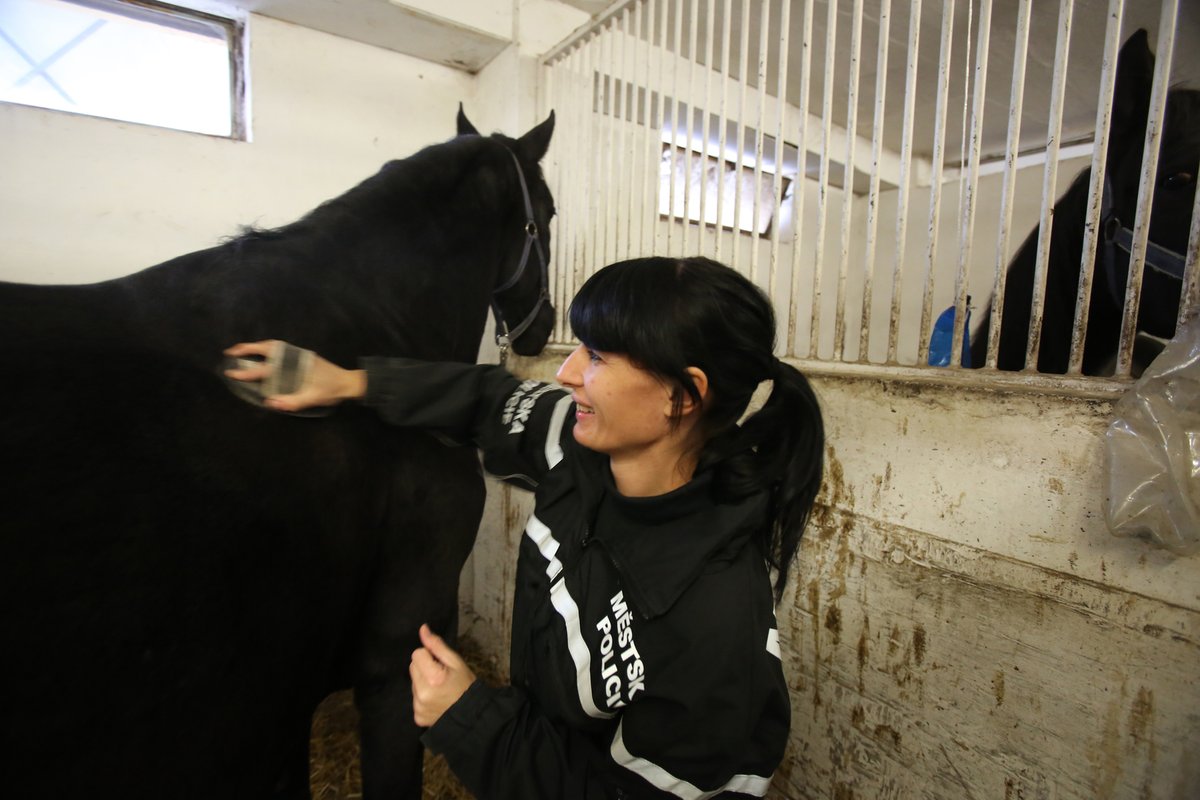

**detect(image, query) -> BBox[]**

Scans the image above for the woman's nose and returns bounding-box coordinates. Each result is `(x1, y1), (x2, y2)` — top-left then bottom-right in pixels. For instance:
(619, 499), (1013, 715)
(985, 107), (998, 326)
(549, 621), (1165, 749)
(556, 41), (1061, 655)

(555, 345), (585, 387)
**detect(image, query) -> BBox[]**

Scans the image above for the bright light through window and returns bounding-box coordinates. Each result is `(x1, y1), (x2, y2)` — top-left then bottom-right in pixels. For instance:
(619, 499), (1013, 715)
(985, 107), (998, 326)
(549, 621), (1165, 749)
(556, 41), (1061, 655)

(659, 133), (791, 237)
(0, 0), (242, 138)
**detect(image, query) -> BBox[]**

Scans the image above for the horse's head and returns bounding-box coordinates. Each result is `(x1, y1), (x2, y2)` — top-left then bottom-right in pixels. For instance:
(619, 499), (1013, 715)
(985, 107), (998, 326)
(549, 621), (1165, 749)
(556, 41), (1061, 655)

(1104, 30), (1198, 341)
(458, 106), (558, 359)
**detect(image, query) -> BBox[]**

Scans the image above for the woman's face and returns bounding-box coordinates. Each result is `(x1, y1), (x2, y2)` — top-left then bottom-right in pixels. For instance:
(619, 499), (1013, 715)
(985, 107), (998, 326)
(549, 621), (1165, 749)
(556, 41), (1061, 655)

(555, 344), (677, 458)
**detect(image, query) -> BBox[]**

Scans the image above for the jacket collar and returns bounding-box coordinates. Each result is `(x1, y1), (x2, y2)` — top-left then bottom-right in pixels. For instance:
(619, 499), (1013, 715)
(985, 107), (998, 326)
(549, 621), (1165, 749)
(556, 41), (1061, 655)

(590, 467), (767, 620)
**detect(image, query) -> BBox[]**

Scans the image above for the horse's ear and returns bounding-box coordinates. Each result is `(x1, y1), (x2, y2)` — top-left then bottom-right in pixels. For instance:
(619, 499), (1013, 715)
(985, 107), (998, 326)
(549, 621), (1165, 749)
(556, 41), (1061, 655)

(457, 103), (480, 136)
(1110, 30), (1154, 157)
(516, 111), (555, 163)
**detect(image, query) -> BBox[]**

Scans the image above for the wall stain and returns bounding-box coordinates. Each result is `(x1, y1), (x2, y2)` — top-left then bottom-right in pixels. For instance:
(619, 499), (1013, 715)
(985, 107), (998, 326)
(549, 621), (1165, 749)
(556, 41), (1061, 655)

(1090, 681), (1126, 799)
(857, 619), (870, 693)
(992, 670), (1005, 707)
(912, 625), (926, 666)
(873, 724), (902, 751)
(1048, 477), (1065, 494)
(809, 579), (822, 709)
(825, 604), (842, 645)
(1127, 687), (1154, 754)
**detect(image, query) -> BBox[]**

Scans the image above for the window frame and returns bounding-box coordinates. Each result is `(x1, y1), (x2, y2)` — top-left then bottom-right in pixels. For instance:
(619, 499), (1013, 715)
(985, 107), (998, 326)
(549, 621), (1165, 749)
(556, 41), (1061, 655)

(1, 0), (248, 140)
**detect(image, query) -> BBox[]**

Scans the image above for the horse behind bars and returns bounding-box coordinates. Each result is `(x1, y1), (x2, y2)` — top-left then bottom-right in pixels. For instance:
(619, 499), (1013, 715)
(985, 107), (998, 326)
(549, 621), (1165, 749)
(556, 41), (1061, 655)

(971, 29), (1199, 375)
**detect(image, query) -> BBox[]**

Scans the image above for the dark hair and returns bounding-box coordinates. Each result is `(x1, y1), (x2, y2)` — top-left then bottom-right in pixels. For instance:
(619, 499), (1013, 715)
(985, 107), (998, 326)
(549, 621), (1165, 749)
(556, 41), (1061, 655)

(568, 256), (824, 599)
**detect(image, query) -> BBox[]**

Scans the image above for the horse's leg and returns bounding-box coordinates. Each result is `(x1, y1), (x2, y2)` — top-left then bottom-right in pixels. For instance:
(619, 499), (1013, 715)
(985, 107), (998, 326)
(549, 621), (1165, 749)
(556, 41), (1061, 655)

(355, 442), (485, 799)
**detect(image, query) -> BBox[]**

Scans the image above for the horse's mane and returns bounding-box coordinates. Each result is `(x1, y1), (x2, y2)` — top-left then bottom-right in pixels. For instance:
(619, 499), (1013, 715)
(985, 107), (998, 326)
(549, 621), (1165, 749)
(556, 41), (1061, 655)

(1161, 86), (1200, 165)
(222, 132), (516, 255)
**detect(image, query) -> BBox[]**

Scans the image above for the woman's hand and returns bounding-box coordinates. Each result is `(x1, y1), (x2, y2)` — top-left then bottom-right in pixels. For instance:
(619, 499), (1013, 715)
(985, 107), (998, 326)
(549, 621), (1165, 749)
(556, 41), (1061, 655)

(410, 624), (476, 728)
(223, 340), (366, 412)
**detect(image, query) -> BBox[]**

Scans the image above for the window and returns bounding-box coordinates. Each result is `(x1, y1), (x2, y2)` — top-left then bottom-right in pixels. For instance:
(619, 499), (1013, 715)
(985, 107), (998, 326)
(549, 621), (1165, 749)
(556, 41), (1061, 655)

(0, 0), (244, 138)
(659, 133), (791, 236)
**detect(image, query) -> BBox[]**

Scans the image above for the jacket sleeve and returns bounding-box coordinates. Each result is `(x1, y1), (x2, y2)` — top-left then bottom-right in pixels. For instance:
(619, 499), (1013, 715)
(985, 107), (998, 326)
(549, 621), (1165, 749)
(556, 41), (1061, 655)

(359, 357), (573, 489)
(421, 585), (789, 799)
(422, 681), (614, 800)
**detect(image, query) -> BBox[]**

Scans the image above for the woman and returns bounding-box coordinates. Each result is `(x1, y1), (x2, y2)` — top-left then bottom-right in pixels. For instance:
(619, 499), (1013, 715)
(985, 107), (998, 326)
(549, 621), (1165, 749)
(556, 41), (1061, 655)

(225, 256), (824, 799)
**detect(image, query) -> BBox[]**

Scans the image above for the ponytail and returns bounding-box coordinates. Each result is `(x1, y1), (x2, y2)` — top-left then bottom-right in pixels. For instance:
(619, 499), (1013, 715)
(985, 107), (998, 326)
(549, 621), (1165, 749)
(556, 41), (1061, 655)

(701, 359), (824, 601)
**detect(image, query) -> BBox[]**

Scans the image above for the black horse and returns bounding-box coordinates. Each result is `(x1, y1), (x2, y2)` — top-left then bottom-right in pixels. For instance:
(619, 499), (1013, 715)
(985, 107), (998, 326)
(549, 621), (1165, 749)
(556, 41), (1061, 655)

(971, 30), (1199, 375)
(0, 108), (555, 798)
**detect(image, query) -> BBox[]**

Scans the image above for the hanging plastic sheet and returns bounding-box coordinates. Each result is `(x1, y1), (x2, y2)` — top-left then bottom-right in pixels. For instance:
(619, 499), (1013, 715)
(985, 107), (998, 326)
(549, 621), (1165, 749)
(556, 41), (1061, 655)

(1104, 317), (1200, 553)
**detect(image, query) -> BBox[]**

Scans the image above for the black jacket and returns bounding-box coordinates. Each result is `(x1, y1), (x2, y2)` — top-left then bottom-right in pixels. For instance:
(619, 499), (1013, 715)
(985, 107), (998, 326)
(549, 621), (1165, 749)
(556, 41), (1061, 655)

(363, 359), (790, 800)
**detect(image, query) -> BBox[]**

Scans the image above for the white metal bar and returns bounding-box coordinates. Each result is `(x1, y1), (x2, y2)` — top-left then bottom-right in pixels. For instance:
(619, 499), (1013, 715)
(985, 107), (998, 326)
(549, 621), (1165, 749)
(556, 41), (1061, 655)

(1068, 0), (1124, 374)
(556, 49), (572, 332)
(786, 0), (813, 357)
(1024, 0), (1075, 372)
(749, 0), (770, 284)
(834, 0), (863, 360)
(584, 33), (600, 283)
(808, 0), (838, 358)
(949, 0), (992, 369)
(954, 0), (973, 215)
(681, 0), (700, 255)
(916, 0), (955, 367)
(858, 0), (891, 363)
(714, 0), (733, 263)
(666, 0), (684, 253)
(984, 0), (1032, 368)
(539, 57), (558, 342)
(625, 3), (641, 262)
(1115, 0), (1179, 377)
(571, 42), (590, 335)
(613, 11), (630, 262)
(886, 0), (921, 364)
(602, 21), (618, 267)
(698, 0), (716, 259)
(767, 0), (792, 304)
(639, 0), (658, 258)
(1180, 155), (1200, 328)
(733, 0), (752, 273)
(656, 0), (671, 256)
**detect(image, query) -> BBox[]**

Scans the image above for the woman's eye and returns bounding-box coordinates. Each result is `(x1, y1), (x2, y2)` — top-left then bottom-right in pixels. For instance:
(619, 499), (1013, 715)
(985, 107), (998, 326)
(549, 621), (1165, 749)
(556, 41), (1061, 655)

(586, 348), (602, 363)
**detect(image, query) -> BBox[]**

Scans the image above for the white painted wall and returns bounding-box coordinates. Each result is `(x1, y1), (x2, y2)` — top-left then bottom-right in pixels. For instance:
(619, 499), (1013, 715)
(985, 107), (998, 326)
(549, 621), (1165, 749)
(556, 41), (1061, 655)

(0, 14), (476, 285)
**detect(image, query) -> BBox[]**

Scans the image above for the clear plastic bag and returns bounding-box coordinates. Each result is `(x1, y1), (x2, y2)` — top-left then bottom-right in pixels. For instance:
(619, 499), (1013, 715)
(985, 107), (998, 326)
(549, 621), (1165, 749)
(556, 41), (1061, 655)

(1104, 317), (1200, 553)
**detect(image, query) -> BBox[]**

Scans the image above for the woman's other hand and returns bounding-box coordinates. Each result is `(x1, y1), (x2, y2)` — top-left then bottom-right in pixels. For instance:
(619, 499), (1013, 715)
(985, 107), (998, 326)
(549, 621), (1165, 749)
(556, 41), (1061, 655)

(410, 624), (476, 728)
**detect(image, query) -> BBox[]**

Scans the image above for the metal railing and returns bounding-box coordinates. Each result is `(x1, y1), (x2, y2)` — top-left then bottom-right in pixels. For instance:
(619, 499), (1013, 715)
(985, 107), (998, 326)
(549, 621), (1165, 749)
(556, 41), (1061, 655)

(538, 0), (1197, 391)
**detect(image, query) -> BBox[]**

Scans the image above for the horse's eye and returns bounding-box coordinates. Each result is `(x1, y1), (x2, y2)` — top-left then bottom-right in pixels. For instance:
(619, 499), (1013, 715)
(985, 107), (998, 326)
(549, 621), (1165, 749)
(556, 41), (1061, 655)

(1164, 172), (1195, 189)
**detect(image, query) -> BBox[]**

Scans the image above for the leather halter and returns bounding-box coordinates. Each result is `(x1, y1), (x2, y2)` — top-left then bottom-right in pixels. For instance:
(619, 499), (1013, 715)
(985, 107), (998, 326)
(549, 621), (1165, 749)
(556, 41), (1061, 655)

(491, 147), (550, 364)
(1100, 173), (1186, 311)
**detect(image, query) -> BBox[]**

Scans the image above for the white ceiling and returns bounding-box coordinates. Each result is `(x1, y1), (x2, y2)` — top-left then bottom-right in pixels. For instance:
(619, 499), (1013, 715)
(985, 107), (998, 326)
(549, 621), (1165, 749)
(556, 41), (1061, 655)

(234, 0), (613, 73)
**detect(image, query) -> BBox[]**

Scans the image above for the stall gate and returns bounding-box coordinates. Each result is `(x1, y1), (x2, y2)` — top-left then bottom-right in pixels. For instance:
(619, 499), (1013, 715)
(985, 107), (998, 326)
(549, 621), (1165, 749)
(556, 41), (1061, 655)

(463, 1), (1200, 798)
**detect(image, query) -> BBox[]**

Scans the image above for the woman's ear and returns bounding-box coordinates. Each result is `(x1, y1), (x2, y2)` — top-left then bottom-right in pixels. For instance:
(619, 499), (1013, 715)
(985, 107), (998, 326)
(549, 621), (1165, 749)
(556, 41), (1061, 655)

(674, 367), (709, 416)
